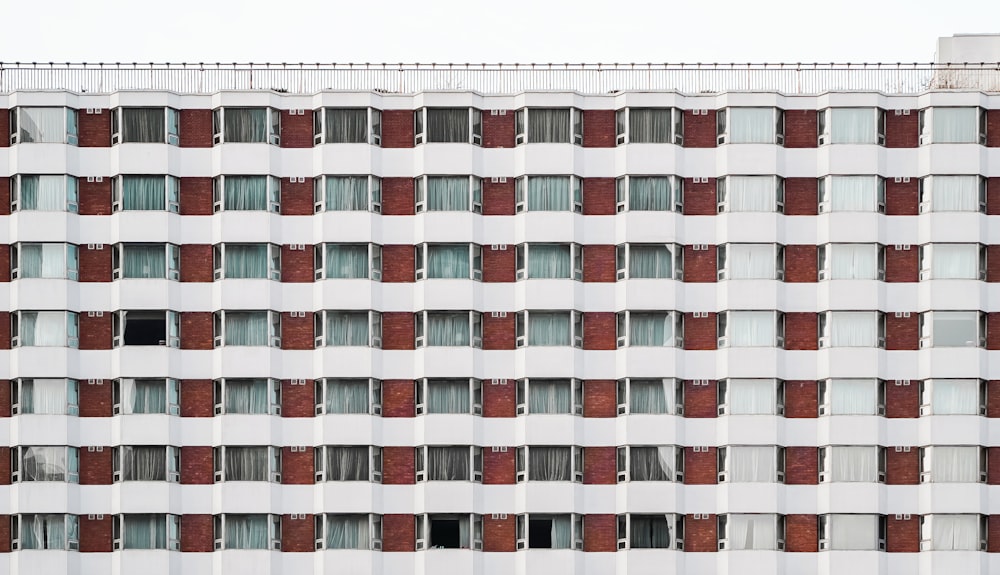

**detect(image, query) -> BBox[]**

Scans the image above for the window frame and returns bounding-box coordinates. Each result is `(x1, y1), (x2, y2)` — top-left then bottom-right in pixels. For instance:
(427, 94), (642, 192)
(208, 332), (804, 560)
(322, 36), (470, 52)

(213, 378), (281, 415)
(11, 446), (80, 483)
(717, 107), (784, 145)
(313, 174), (382, 213)
(314, 243), (381, 281)
(718, 514), (785, 551)
(515, 446), (583, 482)
(314, 514), (383, 550)
(716, 175), (785, 213)
(9, 107), (78, 145)
(515, 175), (583, 213)
(817, 107), (886, 146)
(415, 243), (482, 281)
(920, 379), (986, 416)
(10, 310), (80, 348)
(314, 310), (382, 348)
(919, 107), (987, 145)
(111, 174), (180, 213)
(616, 445), (684, 482)
(617, 378), (683, 415)
(415, 446), (483, 482)
(213, 446), (282, 483)
(214, 514), (281, 550)
(920, 446), (987, 483)
(817, 175), (886, 213)
(616, 310), (684, 348)
(113, 243), (180, 281)
(212, 175), (281, 213)
(314, 107), (381, 145)
(515, 310), (583, 348)
(112, 445), (180, 482)
(718, 446), (784, 483)
(919, 310), (986, 348)
(314, 445), (382, 482)
(414, 310), (482, 348)
(516, 378), (583, 415)
(617, 513), (684, 550)
(12, 514), (79, 550)
(11, 174), (79, 213)
(11, 378), (80, 415)
(716, 243), (785, 280)
(817, 243), (885, 280)
(516, 243), (583, 281)
(818, 445), (886, 483)
(314, 378), (382, 415)
(414, 107), (482, 145)
(516, 513), (583, 550)
(113, 514), (180, 550)
(818, 514), (886, 550)
(112, 309), (180, 348)
(615, 107), (683, 145)
(212, 107), (280, 145)
(614, 175), (684, 213)
(414, 175), (482, 213)
(818, 311), (886, 349)
(515, 108), (583, 145)
(111, 107), (180, 145)
(717, 310), (784, 348)
(212, 310), (281, 348)
(10, 242), (80, 280)
(415, 378), (483, 415)
(918, 243), (987, 281)
(920, 514), (988, 551)
(918, 175), (987, 213)
(112, 378), (180, 415)
(818, 378), (885, 416)
(616, 243), (683, 280)
(717, 378), (785, 415)
(415, 513), (483, 550)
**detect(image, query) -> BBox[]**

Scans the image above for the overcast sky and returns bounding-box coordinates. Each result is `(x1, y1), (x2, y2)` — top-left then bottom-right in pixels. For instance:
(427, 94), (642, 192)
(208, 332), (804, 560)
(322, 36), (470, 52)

(3, 0), (997, 64)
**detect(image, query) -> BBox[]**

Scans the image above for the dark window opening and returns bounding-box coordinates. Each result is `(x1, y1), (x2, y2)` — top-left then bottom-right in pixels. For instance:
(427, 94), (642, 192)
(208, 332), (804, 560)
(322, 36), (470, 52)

(529, 519), (553, 548)
(125, 312), (166, 346)
(430, 518), (461, 549)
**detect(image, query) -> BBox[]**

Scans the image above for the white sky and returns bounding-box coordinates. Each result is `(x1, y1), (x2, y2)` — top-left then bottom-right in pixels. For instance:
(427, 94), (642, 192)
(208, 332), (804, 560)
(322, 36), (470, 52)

(2, 0), (998, 64)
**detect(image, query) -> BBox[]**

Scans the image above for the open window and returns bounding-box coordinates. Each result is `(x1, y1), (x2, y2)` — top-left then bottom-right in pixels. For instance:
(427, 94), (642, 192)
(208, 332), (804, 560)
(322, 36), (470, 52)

(416, 378), (482, 415)
(315, 514), (382, 550)
(819, 311), (885, 348)
(919, 175), (986, 213)
(919, 243), (986, 280)
(919, 107), (986, 145)
(315, 310), (381, 348)
(214, 378), (280, 415)
(818, 243), (883, 280)
(214, 446), (281, 482)
(516, 243), (582, 280)
(11, 311), (79, 348)
(617, 446), (683, 482)
(920, 379), (985, 416)
(515, 108), (583, 145)
(11, 243), (79, 280)
(516, 446), (582, 482)
(114, 243), (180, 280)
(213, 107), (280, 145)
(11, 446), (79, 482)
(616, 311), (683, 347)
(113, 310), (179, 347)
(415, 311), (482, 348)
(315, 445), (381, 482)
(717, 175), (784, 213)
(215, 514), (281, 550)
(717, 108), (784, 145)
(516, 514), (582, 550)
(112, 107), (180, 145)
(314, 107), (381, 145)
(12, 514), (79, 550)
(314, 175), (381, 212)
(718, 446), (783, 482)
(920, 515), (987, 551)
(414, 108), (482, 145)
(212, 175), (280, 212)
(415, 175), (483, 213)
(315, 378), (381, 415)
(819, 514), (885, 550)
(717, 311), (783, 348)
(113, 378), (180, 415)
(717, 244), (784, 280)
(616, 244), (682, 280)
(818, 378), (884, 416)
(818, 108), (885, 146)
(618, 514), (683, 550)
(213, 310), (281, 347)
(113, 514), (180, 550)
(819, 446), (885, 482)
(415, 514), (482, 550)
(415, 243), (482, 280)
(515, 310), (583, 348)
(718, 514), (784, 550)
(920, 446), (986, 483)
(919, 311), (985, 348)
(818, 175), (885, 213)
(615, 176), (683, 212)
(616, 108), (683, 145)
(113, 446), (179, 482)
(315, 243), (381, 280)
(416, 446), (482, 482)
(11, 379), (79, 415)
(718, 379), (784, 415)
(617, 378), (682, 415)
(515, 175), (582, 213)
(10, 107), (78, 145)
(11, 174), (78, 212)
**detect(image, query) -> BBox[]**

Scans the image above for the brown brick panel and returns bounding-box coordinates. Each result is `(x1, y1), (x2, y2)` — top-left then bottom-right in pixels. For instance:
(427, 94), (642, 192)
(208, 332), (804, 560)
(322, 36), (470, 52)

(583, 312), (616, 350)
(682, 109), (717, 148)
(582, 110), (615, 148)
(684, 312), (717, 351)
(683, 447), (718, 484)
(180, 244), (213, 282)
(784, 177), (818, 216)
(79, 244), (112, 282)
(181, 515), (214, 551)
(989, 314), (1000, 350)
(482, 245), (515, 282)
(180, 380), (214, 417)
(382, 447), (415, 485)
(281, 379), (315, 418)
(280, 109), (313, 149)
(79, 514), (112, 552)
(382, 313), (415, 351)
(988, 381), (1000, 418)
(79, 380), (112, 417)
(885, 178), (918, 216)
(684, 380), (718, 418)
(0, 515), (9, 552)
(482, 110), (515, 148)
(0, 111), (8, 148)
(988, 245), (1000, 280)
(483, 379), (516, 418)
(885, 447), (919, 484)
(886, 514), (920, 552)
(79, 447), (112, 485)
(684, 514), (718, 552)
(381, 110), (414, 148)
(381, 245), (415, 283)
(483, 447), (515, 484)
(885, 109), (918, 148)
(988, 447), (1000, 485)
(180, 446), (214, 484)
(784, 447), (818, 485)
(280, 313), (313, 350)
(885, 245), (918, 282)
(0, 313), (8, 351)
(583, 178), (616, 215)
(180, 312), (214, 350)
(78, 109), (111, 147)
(281, 447), (314, 485)
(784, 381), (817, 418)
(281, 244), (314, 283)
(382, 177), (414, 215)
(280, 177), (313, 215)
(78, 177), (111, 215)
(0, 380), (9, 417)
(382, 379), (415, 417)
(885, 380), (918, 418)
(683, 245), (717, 282)
(482, 313), (515, 350)
(583, 514), (617, 551)
(483, 515), (516, 551)
(483, 178), (515, 215)
(683, 177), (717, 216)
(180, 177), (213, 215)
(784, 245), (817, 283)
(989, 516), (1000, 552)
(885, 313), (918, 350)
(0, 447), (9, 485)
(179, 109), (213, 148)
(583, 245), (616, 282)
(583, 447), (616, 485)
(988, 110), (1000, 148)
(79, 313), (112, 350)
(382, 514), (416, 552)
(281, 514), (315, 552)
(784, 515), (818, 552)
(0, 245), (8, 283)
(583, 380), (616, 418)
(784, 312), (818, 350)
(783, 110), (817, 148)
(0, 177), (10, 215)
(987, 178), (1000, 216)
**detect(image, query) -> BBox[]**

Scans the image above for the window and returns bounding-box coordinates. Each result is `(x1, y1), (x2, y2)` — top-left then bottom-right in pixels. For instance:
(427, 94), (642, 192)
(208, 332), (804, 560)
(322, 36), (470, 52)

(818, 175), (885, 212)
(819, 446), (884, 482)
(214, 378), (280, 415)
(920, 244), (985, 280)
(416, 378), (482, 415)
(516, 446), (582, 482)
(819, 514), (884, 550)
(11, 311), (79, 347)
(615, 176), (683, 212)
(616, 311), (683, 347)
(214, 446), (281, 482)
(314, 108), (381, 145)
(113, 514), (180, 550)
(13, 515), (79, 550)
(818, 108), (885, 145)
(920, 446), (986, 483)
(12, 446), (79, 482)
(315, 378), (381, 415)
(515, 108), (582, 144)
(516, 379), (582, 415)
(616, 244), (682, 280)
(919, 107), (985, 145)
(717, 108), (784, 145)
(112, 108), (180, 145)
(717, 244), (784, 280)
(316, 243), (380, 280)
(919, 175), (986, 212)
(718, 514), (783, 550)
(113, 446), (180, 482)
(616, 108), (683, 145)
(113, 378), (180, 415)
(617, 378), (681, 415)
(920, 311), (985, 348)
(111, 175), (180, 212)
(416, 446), (481, 482)
(415, 311), (481, 347)
(414, 108), (482, 144)
(316, 514), (381, 550)
(415, 176), (483, 212)
(717, 176), (784, 212)
(213, 175), (280, 212)
(516, 310), (583, 347)
(718, 379), (783, 415)
(315, 310), (382, 347)
(617, 446), (682, 481)
(215, 514), (280, 550)
(515, 175), (582, 213)
(12, 174), (78, 212)
(618, 514), (683, 550)
(717, 311), (783, 347)
(10, 107), (78, 144)
(314, 175), (382, 212)
(416, 514), (482, 550)
(818, 244), (883, 280)
(213, 310), (280, 347)
(10, 243), (78, 280)
(315, 446), (381, 482)
(516, 514), (582, 549)
(112, 310), (180, 347)
(213, 107), (279, 144)
(818, 379), (883, 415)
(11, 379), (79, 415)
(819, 311), (885, 348)
(416, 244), (481, 280)
(516, 243), (582, 280)
(718, 446), (783, 482)
(114, 244), (180, 280)
(920, 515), (987, 551)
(921, 379), (985, 415)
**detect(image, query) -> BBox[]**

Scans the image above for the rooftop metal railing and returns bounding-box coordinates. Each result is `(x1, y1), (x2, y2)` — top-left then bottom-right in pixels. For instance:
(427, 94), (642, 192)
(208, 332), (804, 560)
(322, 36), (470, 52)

(1, 62), (999, 95)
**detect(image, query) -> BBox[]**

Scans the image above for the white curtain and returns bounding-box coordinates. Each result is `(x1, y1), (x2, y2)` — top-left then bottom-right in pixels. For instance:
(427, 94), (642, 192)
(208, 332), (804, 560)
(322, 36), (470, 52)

(428, 244), (470, 279)
(529, 447), (571, 481)
(727, 244), (775, 279)
(121, 379), (168, 414)
(728, 379), (775, 415)
(831, 108), (876, 144)
(325, 109), (367, 143)
(528, 109), (570, 143)
(631, 515), (674, 548)
(728, 446), (776, 482)
(829, 379), (878, 415)
(727, 176), (776, 212)
(21, 175), (70, 211)
(550, 516), (572, 549)
(427, 108), (469, 142)
(727, 312), (775, 347)
(829, 515), (878, 549)
(628, 177), (672, 211)
(932, 108), (978, 143)
(931, 515), (980, 550)
(326, 312), (371, 346)
(120, 446), (166, 481)
(427, 177), (469, 211)
(21, 379), (68, 414)
(529, 380), (572, 413)
(20, 244), (68, 278)
(122, 176), (166, 210)
(224, 379), (268, 414)
(930, 379), (980, 415)
(630, 447), (674, 481)
(123, 514), (167, 549)
(20, 311), (68, 346)
(932, 312), (979, 347)
(325, 176), (369, 210)
(527, 177), (570, 211)
(930, 176), (979, 211)
(325, 245), (369, 279)
(224, 176), (268, 210)
(326, 447), (369, 481)
(427, 380), (470, 414)
(629, 245), (673, 278)
(427, 313), (470, 346)
(223, 108), (268, 142)
(931, 244), (979, 279)
(829, 176), (878, 211)
(727, 514), (776, 550)
(224, 447), (270, 481)
(224, 312), (268, 346)
(427, 447), (470, 480)
(829, 312), (877, 347)
(830, 446), (878, 482)
(327, 515), (370, 549)
(629, 313), (672, 346)
(830, 244), (878, 279)
(23, 447), (71, 481)
(929, 447), (979, 482)
(629, 109), (672, 143)
(123, 244), (167, 279)
(21, 514), (71, 549)
(224, 515), (270, 549)
(19, 108), (68, 143)
(528, 244), (571, 278)
(223, 244), (268, 279)
(528, 312), (571, 346)
(729, 108), (775, 143)
(325, 380), (369, 413)
(629, 380), (673, 414)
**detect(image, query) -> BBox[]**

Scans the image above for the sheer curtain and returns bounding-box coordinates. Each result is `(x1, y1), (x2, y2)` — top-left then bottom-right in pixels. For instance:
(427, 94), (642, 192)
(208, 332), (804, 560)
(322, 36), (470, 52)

(830, 244), (878, 279)
(931, 515), (980, 550)
(224, 379), (268, 414)
(728, 244), (775, 279)
(428, 245), (470, 278)
(830, 312), (877, 347)
(932, 108), (978, 143)
(629, 109), (671, 143)
(930, 176), (979, 211)
(21, 379), (68, 414)
(21, 311), (68, 346)
(528, 244), (571, 278)
(629, 177), (671, 210)
(528, 312), (571, 346)
(830, 446), (877, 481)
(428, 380), (470, 413)
(829, 176), (878, 211)
(121, 446), (166, 481)
(631, 515), (672, 548)
(529, 380), (572, 413)
(123, 244), (166, 278)
(529, 447), (570, 480)
(224, 244), (267, 278)
(427, 313), (470, 346)
(830, 515), (877, 549)
(629, 313), (672, 346)
(427, 447), (470, 480)
(629, 380), (673, 414)
(326, 109), (367, 143)
(427, 109), (469, 142)
(325, 380), (369, 413)
(21, 244), (68, 278)
(727, 176), (776, 211)
(728, 379), (775, 415)
(225, 448), (269, 481)
(224, 515), (269, 549)
(931, 244), (979, 278)
(629, 245), (672, 278)
(831, 108), (876, 144)
(325, 244), (369, 279)
(930, 447), (979, 482)
(22, 515), (69, 549)
(327, 447), (369, 480)
(121, 379), (167, 414)
(122, 109), (165, 143)
(528, 109), (570, 143)
(326, 312), (369, 346)
(21, 175), (69, 211)
(932, 312), (979, 347)
(23, 447), (70, 481)
(729, 108), (775, 143)
(829, 379), (878, 415)
(630, 447), (674, 481)
(727, 312), (775, 347)
(325, 176), (368, 210)
(224, 109), (267, 142)
(327, 515), (370, 549)
(727, 515), (776, 549)
(550, 516), (572, 548)
(19, 108), (67, 143)
(224, 176), (267, 210)
(931, 380), (980, 414)
(123, 176), (166, 210)
(224, 312), (268, 346)
(123, 514), (166, 549)
(528, 177), (570, 211)
(427, 177), (470, 211)
(729, 446), (776, 482)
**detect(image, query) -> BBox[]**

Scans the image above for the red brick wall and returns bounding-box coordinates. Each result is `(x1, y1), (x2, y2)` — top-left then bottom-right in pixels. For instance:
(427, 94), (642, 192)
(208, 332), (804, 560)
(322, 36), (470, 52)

(885, 245), (917, 282)
(582, 110), (615, 148)
(988, 245), (1000, 280)
(583, 380), (616, 418)
(280, 313), (313, 350)
(684, 514), (718, 552)
(683, 110), (717, 148)
(79, 313), (112, 350)
(683, 245), (717, 282)
(0, 312), (8, 351)
(382, 447), (415, 485)
(280, 244), (314, 283)
(483, 178), (515, 215)
(180, 312), (213, 350)
(180, 446), (214, 484)
(79, 380), (112, 417)
(180, 380), (213, 417)
(582, 178), (616, 215)
(987, 110), (1000, 148)
(885, 313), (918, 350)
(583, 245), (616, 282)
(583, 447), (616, 485)
(885, 178), (918, 216)
(179, 110), (213, 148)
(180, 245), (213, 282)
(684, 380), (718, 418)
(784, 447), (818, 485)
(0, 111), (7, 149)
(0, 515), (9, 552)
(482, 313), (514, 350)
(280, 177), (313, 216)
(482, 245), (515, 282)
(78, 109), (110, 147)
(79, 514), (112, 552)
(783, 110), (817, 148)
(382, 177), (414, 215)
(989, 516), (1000, 552)
(281, 447), (314, 485)
(784, 245), (817, 283)
(382, 313), (415, 351)
(684, 447), (718, 484)
(279, 109), (313, 149)
(483, 380), (515, 418)
(79, 447), (112, 485)
(180, 177), (213, 215)
(885, 447), (919, 484)
(784, 178), (818, 216)
(79, 244), (111, 282)
(281, 514), (315, 552)
(683, 178), (717, 216)
(483, 515), (516, 551)
(0, 380), (9, 417)
(583, 514), (617, 551)
(382, 379), (415, 417)
(784, 312), (818, 350)
(78, 177), (111, 215)
(885, 381), (918, 418)
(281, 379), (315, 418)
(382, 245), (415, 282)
(988, 381), (1000, 418)
(583, 312), (616, 350)
(181, 515), (214, 551)
(483, 447), (515, 484)
(382, 514), (416, 552)
(0, 177), (9, 216)
(885, 109), (918, 148)
(784, 515), (818, 552)
(684, 312), (717, 351)
(0, 245), (8, 282)
(988, 447), (1000, 485)
(988, 313), (1000, 350)
(784, 381), (817, 418)
(886, 514), (920, 552)
(380, 110), (414, 148)
(482, 110), (515, 148)
(0, 447), (8, 485)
